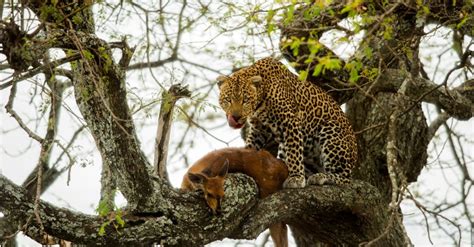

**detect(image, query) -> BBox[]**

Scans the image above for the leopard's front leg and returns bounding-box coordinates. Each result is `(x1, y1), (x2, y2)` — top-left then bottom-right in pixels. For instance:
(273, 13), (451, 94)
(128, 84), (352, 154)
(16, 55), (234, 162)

(280, 117), (306, 189)
(245, 118), (272, 150)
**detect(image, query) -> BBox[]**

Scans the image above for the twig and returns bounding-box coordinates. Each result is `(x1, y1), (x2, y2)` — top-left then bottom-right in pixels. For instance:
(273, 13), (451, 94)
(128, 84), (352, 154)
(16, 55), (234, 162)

(354, 122), (385, 135)
(5, 76), (43, 143)
(177, 106), (230, 145)
(406, 189), (462, 245)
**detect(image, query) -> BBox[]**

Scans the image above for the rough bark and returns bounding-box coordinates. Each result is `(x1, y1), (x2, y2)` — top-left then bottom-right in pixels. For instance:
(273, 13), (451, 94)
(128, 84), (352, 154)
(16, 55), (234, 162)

(1, 172), (408, 246)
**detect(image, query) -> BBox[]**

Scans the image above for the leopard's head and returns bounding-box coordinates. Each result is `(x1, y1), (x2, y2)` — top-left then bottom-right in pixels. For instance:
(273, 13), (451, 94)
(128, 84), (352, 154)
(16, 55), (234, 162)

(217, 74), (262, 129)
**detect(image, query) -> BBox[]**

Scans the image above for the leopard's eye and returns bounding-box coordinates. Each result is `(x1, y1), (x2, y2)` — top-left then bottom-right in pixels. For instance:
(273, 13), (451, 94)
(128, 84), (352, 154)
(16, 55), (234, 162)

(220, 95), (228, 102)
(220, 96), (231, 108)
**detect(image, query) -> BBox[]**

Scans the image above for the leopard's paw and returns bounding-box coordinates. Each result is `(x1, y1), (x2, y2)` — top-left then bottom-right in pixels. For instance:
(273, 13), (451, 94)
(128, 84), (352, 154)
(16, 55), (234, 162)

(283, 176), (306, 189)
(307, 173), (334, 185)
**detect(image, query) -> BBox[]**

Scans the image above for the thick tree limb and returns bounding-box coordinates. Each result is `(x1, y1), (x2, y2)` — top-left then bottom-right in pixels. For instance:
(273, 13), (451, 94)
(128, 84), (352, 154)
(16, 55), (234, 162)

(72, 51), (154, 210)
(0, 174), (257, 246)
(235, 181), (404, 246)
(0, 172), (403, 246)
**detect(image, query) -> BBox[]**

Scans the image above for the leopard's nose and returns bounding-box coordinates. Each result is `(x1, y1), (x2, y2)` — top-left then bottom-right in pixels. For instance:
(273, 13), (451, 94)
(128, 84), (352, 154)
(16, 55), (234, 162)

(231, 114), (241, 122)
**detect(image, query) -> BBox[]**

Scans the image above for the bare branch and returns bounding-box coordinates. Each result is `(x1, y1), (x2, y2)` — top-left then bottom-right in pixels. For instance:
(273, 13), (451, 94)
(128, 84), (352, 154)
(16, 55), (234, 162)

(126, 56), (177, 70)
(154, 84), (191, 181)
(373, 70), (473, 120)
(4, 79), (43, 143)
(427, 111), (450, 141)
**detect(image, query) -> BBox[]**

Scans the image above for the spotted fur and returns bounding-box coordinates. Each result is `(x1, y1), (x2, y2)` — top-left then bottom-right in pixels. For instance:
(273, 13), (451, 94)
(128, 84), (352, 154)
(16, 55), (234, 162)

(217, 57), (357, 188)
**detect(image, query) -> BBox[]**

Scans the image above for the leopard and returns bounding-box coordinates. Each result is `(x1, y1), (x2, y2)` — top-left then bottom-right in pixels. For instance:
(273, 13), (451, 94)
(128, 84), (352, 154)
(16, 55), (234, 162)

(217, 57), (358, 188)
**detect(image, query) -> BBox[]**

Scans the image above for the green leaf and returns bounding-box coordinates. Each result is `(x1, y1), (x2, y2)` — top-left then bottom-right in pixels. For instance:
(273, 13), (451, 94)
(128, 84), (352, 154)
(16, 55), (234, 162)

(340, 0), (363, 16)
(266, 9), (276, 34)
(363, 47), (373, 59)
(267, 23), (275, 34)
(312, 63), (323, 77)
(364, 68), (379, 80)
(456, 15), (468, 29)
(96, 200), (111, 217)
(317, 55), (342, 74)
(115, 211), (125, 228)
(324, 58), (342, 71)
(83, 50), (94, 61)
(283, 4), (295, 25)
(345, 60), (362, 84)
(98, 221), (110, 236)
(349, 68), (359, 83)
(266, 9), (275, 23)
(299, 70), (308, 81)
(72, 14), (83, 25)
(290, 37), (301, 57)
(96, 190), (116, 217)
(307, 39), (321, 56)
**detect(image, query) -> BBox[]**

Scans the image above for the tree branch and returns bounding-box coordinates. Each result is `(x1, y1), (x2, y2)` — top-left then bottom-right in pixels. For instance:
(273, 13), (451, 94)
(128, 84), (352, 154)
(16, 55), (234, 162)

(154, 84), (191, 181)
(427, 111), (451, 141)
(0, 171), (406, 246)
(127, 56), (177, 70)
(0, 173), (257, 246)
(372, 69), (473, 120)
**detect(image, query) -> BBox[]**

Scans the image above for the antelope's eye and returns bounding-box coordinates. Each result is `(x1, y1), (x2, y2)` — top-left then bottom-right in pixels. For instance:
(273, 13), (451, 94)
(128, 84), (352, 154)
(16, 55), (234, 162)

(207, 194), (216, 199)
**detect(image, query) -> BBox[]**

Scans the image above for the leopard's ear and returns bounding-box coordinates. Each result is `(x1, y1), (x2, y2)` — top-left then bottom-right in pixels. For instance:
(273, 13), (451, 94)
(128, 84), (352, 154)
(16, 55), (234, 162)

(216, 75), (227, 88)
(250, 75), (262, 88)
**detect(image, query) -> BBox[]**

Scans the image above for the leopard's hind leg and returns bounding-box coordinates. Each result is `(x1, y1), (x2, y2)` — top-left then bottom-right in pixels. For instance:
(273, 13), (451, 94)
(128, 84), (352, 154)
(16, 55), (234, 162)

(307, 124), (355, 186)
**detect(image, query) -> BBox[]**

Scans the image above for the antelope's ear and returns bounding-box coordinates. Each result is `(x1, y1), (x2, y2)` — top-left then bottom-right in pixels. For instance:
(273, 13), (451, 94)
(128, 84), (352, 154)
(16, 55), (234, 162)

(216, 75), (227, 88)
(250, 75), (262, 88)
(218, 159), (229, 177)
(188, 172), (207, 184)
